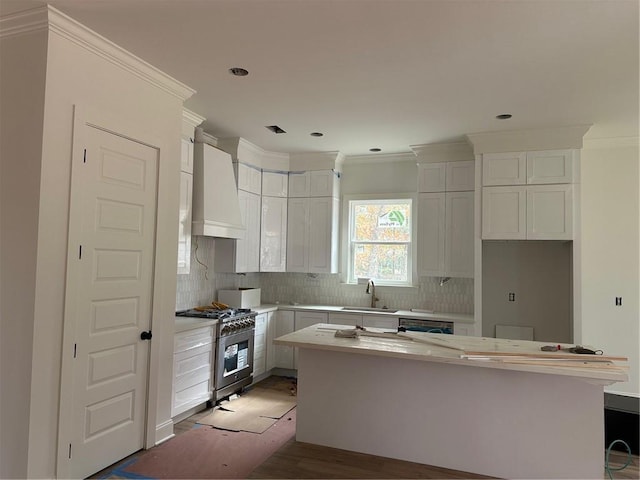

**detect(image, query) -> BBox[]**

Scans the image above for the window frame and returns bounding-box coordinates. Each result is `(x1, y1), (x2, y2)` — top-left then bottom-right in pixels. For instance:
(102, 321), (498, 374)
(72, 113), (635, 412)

(342, 193), (417, 287)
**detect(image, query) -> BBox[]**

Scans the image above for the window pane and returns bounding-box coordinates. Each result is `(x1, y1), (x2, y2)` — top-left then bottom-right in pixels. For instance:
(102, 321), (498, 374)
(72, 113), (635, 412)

(353, 243), (408, 282)
(352, 202), (411, 242)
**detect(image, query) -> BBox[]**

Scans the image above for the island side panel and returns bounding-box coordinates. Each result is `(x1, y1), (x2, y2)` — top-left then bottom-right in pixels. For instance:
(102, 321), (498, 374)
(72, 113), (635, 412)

(296, 348), (603, 479)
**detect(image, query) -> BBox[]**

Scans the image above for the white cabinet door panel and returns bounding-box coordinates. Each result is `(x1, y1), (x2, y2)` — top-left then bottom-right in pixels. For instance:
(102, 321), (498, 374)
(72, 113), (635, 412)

(418, 193), (446, 276)
(418, 163), (447, 192)
(286, 198), (309, 272)
(288, 172), (310, 197)
(328, 313), (363, 327)
(308, 197), (338, 273)
(527, 185), (573, 240)
(236, 163), (262, 195)
(445, 191), (474, 278)
(526, 150), (574, 184)
(482, 152), (527, 186)
(482, 186), (527, 239)
(262, 171), (288, 197)
(274, 311), (295, 369)
(180, 137), (194, 174)
(260, 196), (288, 272)
(445, 161), (475, 192)
(362, 315), (399, 331)
(310, 170), (337, 197)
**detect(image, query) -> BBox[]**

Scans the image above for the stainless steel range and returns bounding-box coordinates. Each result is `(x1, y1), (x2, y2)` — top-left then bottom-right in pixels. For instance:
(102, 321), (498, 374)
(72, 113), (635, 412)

(176, 308), (256, 401)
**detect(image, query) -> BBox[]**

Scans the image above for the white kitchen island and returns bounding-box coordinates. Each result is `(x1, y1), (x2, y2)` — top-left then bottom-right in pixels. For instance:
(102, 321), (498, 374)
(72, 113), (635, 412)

(274, 324), (628, 479)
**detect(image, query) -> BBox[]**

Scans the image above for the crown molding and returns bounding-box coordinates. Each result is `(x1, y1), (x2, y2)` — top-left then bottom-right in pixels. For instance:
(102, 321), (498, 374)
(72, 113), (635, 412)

(345, 151), (417, 166)
(1, 5), (195, 101)
(0, 5), (49, 38)
(182, 108), (206, 129)
(410, 141), (474, 163)
(466, 125), (592, 154)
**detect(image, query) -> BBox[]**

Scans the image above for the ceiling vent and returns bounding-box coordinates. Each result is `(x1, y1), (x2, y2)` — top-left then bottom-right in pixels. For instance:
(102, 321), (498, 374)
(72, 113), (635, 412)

(266, 125), (286, 134)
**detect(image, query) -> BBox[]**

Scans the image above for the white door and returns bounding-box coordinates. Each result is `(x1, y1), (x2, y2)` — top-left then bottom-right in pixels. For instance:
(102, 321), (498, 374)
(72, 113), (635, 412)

(66, 126), (158, 478)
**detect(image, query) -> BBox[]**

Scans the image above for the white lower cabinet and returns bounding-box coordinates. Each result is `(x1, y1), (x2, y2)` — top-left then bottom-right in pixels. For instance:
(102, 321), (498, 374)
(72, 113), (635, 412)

(172, 326), (214, 418)
(328, 312), (362, 327)
(453, 323), (473, 336)
(482, 184), (573, 240)
(362, 314), (399, 331)
(254, 311), (278, 380)
(274, 310), (295, 369)
(293, 311), (328, 368)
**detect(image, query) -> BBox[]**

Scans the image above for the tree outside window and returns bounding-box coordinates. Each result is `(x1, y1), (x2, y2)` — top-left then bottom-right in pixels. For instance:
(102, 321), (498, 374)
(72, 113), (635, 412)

(348, 199), (412, 285)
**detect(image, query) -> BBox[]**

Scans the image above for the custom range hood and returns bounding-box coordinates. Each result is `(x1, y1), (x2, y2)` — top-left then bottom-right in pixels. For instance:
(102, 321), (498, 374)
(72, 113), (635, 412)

(191, 138), (245, 239)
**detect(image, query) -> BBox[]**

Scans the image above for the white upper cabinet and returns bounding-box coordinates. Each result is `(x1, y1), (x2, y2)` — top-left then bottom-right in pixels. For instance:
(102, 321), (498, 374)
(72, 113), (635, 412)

(177, 171), (193, 275)
(481, 149), (576, 240)
(483, 149), (574, 186)
(288, 170), (338, 197)
(526, 150), (574, 184)
(417, 163), (447, 192)
(288, 172), (311, 197)
(445, 161), (475, 191)
(526, 184), (573, 240)
(262, 171), (288, 197)
(215, 189), (261, 272)
(482, 152), (527, 186)
(418, 161), (474, 192)
(260, 196), (288, 272)
(180, 137), (194, 174)
(418, 191), (474, 277)
(236, 162), (262, 195)
(482, 186), (527, 240)
(417, 160), (474, 278)
(286, 197), (339, 273)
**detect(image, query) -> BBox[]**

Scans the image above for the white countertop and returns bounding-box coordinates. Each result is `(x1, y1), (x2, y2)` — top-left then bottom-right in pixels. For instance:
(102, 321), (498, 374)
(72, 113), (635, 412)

(266, 304), (474, 323)
(174, 316), (219, 333)
(274, 323), (628, 384)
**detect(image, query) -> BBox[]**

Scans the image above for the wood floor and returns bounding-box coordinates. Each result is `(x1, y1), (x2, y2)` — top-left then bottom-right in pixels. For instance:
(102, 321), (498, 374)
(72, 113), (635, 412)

(93, 375), (640, 479)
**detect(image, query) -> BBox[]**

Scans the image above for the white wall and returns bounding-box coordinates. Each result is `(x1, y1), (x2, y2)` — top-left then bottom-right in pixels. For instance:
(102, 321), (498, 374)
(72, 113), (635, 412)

(0, 28), (48, 480)
(482, 241), (572, 342)
(1, 9), (188, 477)
(580, 140), (639, 397)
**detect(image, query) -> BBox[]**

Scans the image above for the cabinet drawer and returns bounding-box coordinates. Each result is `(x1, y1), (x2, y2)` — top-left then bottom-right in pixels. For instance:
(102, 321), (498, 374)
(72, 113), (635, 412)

(174, 347), (212, 377)
(174, 326), (213, 353)
(173, 365), (212, 393)
(328, 313), (362, 326)
(173, 379), (211, 413)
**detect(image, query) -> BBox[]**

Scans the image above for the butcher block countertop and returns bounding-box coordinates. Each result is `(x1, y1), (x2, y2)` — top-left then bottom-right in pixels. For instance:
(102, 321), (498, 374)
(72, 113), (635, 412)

(275, 323), (629, 385)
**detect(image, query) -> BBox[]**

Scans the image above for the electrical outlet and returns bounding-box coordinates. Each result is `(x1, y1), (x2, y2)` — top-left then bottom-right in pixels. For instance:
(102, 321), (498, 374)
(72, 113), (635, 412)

(615, 297), (623, 306)
(508, 292), (516, 302)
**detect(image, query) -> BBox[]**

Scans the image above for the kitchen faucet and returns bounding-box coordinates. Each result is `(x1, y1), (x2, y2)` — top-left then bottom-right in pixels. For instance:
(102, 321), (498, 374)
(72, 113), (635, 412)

(366, 279), (379, 308)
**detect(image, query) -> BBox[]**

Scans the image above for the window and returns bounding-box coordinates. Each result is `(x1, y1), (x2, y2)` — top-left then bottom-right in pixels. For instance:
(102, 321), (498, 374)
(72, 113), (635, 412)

(347, 198), (413, 286)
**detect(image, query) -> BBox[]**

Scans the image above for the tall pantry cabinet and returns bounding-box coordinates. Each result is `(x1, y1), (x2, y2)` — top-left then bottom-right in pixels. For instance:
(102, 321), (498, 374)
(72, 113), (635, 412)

(417, 160), (475, 278)
(286, 170), (340, 273)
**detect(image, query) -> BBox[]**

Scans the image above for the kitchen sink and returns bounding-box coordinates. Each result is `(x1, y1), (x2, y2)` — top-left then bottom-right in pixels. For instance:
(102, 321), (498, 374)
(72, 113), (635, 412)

(341, 306), (399, 313)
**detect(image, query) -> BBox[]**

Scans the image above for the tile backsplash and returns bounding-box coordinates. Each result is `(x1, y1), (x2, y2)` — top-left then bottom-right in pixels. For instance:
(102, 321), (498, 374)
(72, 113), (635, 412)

(177, 237), (473, 313)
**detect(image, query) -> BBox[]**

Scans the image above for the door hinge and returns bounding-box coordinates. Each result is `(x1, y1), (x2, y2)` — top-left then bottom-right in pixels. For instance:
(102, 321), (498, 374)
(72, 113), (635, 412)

(68, 443), (72, 459)
(79, 245), (82, 259)
(73, 343), (77, 358)
(83, 148), (87, 164)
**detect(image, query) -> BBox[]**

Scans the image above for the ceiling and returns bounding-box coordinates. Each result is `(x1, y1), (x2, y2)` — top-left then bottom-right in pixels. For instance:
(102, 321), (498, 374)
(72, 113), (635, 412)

(2, 0), (638, 156)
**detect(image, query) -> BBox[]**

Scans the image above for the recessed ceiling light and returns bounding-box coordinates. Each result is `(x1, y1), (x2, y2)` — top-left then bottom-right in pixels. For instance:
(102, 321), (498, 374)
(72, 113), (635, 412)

(369, 148), (382, 152)
(496, 113), (512, 120)
(310, 132), (324, 137)
(229, 67), (249, 76)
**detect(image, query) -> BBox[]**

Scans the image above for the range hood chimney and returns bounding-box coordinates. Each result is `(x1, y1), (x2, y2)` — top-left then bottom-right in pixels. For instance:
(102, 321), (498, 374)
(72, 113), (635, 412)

(191, 139), (245, 239)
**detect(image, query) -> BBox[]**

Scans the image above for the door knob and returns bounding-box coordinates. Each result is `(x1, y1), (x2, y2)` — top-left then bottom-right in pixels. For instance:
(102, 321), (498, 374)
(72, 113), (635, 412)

(140, 331), (152, 341)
